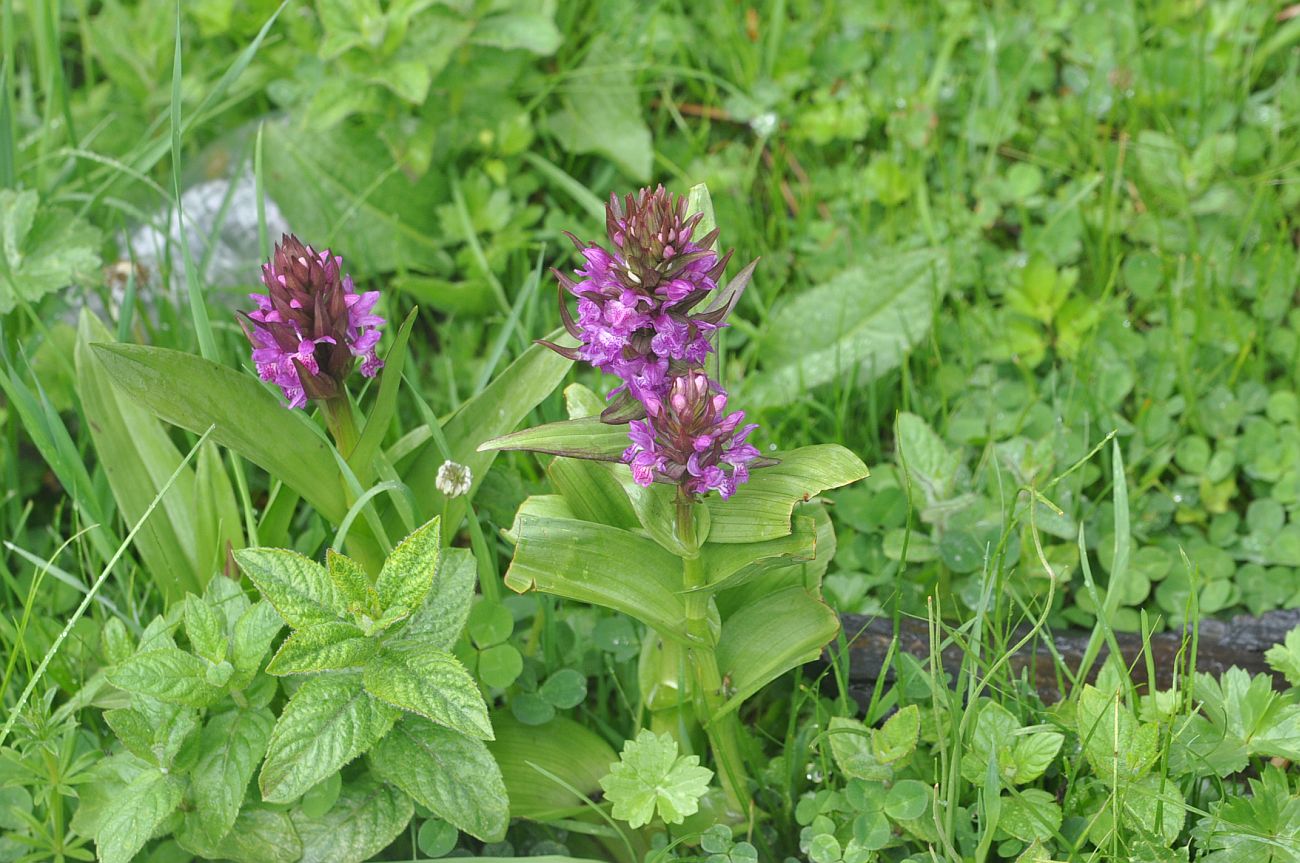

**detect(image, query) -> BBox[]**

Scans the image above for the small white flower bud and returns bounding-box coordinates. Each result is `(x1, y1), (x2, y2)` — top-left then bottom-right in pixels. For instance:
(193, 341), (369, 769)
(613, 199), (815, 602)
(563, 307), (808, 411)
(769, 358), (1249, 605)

(436, 460), (472, 498)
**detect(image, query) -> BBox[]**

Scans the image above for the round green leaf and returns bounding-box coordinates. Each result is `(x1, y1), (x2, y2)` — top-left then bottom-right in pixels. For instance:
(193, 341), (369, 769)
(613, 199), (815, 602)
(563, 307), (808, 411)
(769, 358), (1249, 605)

(417, 818), (458, 857)
(299, 772), (342, 819)
(851, 809), (891, 850)
(884, 779), (929, 821)
(468, 601), (513, 649)
(510, 692), (556, 726)
(539, 669), (587, 709)
(477, 643), (523, 689)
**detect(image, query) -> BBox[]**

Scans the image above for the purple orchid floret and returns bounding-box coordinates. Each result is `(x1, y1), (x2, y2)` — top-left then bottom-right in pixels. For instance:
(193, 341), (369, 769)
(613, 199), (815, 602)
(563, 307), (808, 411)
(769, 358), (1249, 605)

(240, 234), (385, 409)
(623, 371), (760, 500)
(545, 186), (734, 415)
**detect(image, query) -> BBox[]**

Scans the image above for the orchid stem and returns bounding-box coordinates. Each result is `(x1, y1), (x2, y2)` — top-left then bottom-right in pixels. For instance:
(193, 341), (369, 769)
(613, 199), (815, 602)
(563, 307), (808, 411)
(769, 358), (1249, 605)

(322, 395), (360, 459)
(676, 491), (749, 817)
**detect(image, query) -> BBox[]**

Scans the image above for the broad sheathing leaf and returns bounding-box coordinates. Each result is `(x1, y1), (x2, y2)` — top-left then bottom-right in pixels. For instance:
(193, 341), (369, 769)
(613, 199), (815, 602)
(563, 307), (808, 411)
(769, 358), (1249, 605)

(706, 445), (869, 543)
(714, 586), (839, 717)
(90, 343), (348, 522)
(369, 715), (509, 841)
(478, 416), (631, 461)
(504, 513), (691, 641)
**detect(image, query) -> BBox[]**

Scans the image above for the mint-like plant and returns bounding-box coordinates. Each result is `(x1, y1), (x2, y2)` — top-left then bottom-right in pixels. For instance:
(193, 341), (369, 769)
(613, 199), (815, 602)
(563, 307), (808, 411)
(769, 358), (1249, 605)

(482, 184), (868, 813)
(79, 517), (508, 863)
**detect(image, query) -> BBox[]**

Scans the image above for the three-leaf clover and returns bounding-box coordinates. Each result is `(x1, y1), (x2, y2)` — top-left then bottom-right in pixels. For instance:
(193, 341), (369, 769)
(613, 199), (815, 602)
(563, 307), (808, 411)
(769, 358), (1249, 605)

(599, 729), (713, 828)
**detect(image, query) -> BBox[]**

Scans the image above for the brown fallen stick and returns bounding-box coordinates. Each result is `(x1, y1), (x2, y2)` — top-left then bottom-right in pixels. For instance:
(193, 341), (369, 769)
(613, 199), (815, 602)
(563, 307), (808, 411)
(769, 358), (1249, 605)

(836, 609), (1300, 704)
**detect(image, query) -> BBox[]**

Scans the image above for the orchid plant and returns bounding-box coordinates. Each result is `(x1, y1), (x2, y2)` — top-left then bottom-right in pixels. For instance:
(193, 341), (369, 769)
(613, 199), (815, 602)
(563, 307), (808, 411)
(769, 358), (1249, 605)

(483, 184), (868, 816)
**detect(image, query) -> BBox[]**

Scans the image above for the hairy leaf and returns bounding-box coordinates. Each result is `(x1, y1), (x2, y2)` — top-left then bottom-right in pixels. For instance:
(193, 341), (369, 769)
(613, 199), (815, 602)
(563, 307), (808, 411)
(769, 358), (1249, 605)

(259, 674), (398, 803)
(362, 635), (492, 739)
(599, 730), (712, 828)
(291, 776), (414, 863)
(369, 715), (509, 841)
(234, 548), (345, 629)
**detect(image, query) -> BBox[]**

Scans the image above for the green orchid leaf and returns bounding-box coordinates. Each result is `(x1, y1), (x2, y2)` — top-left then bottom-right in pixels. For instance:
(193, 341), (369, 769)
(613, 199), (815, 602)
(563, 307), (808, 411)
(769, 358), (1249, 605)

(90, 343), (348, 523)
(600, 729), (713, 829)
(701, 515), (818, 591)
(369, 715), (509, 841)
(714, 586), (839, 718)
(259, 674), (398, 804)
(234, 548), (346, 629)
(478, 416), (630, 461)
(546, 457), (639, 529)
(362, 634), (493, 739)
(487, 712), (616, 820)
(76, 312), (204, 601)
(503, 513), (690, 641)
(265, 621), (376, 675)
(399, 337), (572, 531)
(705, 445), (868, 543)
(349, 306), (417, 484)
(375, 516), (441, 620)
(289, 776), (413, 863)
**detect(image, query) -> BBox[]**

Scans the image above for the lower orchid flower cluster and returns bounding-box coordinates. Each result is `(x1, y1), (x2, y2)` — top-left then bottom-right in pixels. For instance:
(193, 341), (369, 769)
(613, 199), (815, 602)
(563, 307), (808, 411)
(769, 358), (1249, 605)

(551, 187), (762, 500)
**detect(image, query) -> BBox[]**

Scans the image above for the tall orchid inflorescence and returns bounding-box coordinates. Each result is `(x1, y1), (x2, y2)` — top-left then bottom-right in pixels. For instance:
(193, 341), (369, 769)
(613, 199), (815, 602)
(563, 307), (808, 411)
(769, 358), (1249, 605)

(240, 234), (385, 409)
(545, 187), (761, 499)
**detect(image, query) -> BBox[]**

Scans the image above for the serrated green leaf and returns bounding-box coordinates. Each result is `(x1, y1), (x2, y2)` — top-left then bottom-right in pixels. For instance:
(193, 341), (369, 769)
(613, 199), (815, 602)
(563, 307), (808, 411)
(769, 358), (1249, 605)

(190, 708), (274, 845)
(362, 635), (492, 739)
(402, 547), (477, 650)
(327, 549), (379, 619)
(599, 730), (712, 828)
(232, 601), (284, 680)
(109, 647), (225, 707)
(999, 789), (1061, 843)
(103, 700), (197, 769)
(94, 766), (183, 863)
(375, 516), (441, 619)
(259, 675), (398, 803)
(90, 343), (348, 522)
(0, 189), (101, 313)
(179, 806), (302, 863)
(235, 548), (345, 629)
(1076, 685), (1158, 786)
(705, 445), (869, 544)
(744, 249), (947, 407)
(1011, 732), (1063, 785)
(184, 594), (229, 664)
(290, 776), (413, 863)
(266, 621), (376, 675)
(1266, 626), (1300, 687)
(874, 704), (921, 762)
(369, 715), (509, 841)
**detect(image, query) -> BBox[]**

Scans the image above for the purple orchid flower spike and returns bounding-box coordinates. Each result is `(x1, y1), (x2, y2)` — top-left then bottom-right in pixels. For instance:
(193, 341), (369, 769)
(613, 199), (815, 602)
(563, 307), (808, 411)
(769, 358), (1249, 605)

(623, 370), (762, 500)
(543, 185), (755, 423)
(240, 234), (385, 409)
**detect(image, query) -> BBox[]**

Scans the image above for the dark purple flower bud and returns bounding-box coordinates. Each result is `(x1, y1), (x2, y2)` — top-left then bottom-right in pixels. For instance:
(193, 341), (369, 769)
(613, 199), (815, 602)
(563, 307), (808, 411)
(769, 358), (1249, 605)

(240, 234), (385, 409)
(622, 371), (761, 500)
(544, 186), (737, 417)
